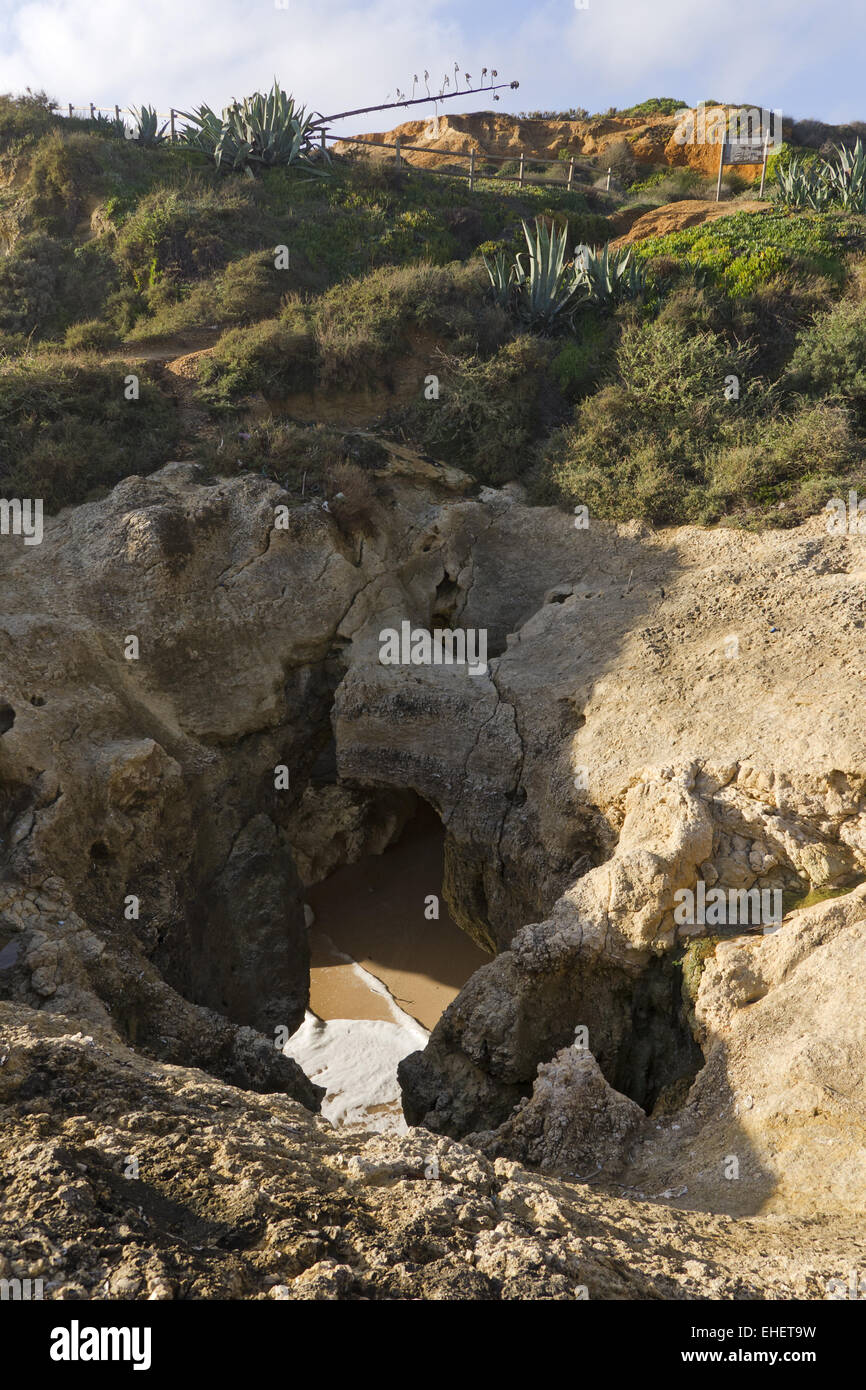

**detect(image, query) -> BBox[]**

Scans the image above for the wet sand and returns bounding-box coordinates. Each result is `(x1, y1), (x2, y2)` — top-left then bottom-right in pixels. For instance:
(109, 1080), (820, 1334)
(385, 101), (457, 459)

(306, 805), (491, 1030)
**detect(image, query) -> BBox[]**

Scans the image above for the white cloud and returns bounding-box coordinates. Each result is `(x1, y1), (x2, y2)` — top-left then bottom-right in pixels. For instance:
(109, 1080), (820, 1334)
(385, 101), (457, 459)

(0, 0), (862, 129)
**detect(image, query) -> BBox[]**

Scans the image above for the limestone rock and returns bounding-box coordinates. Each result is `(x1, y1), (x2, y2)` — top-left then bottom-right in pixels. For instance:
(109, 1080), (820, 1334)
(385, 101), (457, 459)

(0, 999), (858, 1301)
(468, 1047), (647, 1177)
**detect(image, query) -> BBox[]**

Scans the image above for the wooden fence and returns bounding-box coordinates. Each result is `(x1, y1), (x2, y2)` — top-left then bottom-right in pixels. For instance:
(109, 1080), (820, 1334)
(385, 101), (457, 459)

(59, 105), (608, 193)
(339, 135), (608, 193)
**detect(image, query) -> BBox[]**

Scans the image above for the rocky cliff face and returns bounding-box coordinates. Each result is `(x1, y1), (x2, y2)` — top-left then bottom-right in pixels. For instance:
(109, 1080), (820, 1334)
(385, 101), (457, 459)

(2, 452), (865, 1295)
(334, 108), (788, 180)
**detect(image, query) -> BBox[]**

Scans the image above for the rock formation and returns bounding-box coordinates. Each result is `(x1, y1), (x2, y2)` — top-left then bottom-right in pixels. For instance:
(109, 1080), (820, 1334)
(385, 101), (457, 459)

(2, 451), (866, 1295)
(334, 108), (791, 181)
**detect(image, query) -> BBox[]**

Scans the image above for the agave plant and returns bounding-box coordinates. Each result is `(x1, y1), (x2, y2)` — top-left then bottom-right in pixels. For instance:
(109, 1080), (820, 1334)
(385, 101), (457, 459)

(573, 242), (646, 305)
(481, 247), (514, 309)
(91, 111), (126, 139)
(825, 138), (866, 211)
(775, 152), (834, 210)
(178, 80), (327, 175)
(511, 218), (584, 331)
(128, 104), (168, 146)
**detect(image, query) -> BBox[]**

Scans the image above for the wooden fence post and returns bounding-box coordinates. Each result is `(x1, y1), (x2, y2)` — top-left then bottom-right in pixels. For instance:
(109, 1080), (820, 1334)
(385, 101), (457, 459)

(716, 140), (726, 202)
(114, 104), (120, 124)
(68, 103), (73, 119)
(606, 166), (611, 191)
(567, 156), (575, 190)
(170, 108), (176, 143)
(395, 135), (401, 169)
(518, 152), (525, 187)
(468, 148), (475, 191)
(90, 103), (95, 120)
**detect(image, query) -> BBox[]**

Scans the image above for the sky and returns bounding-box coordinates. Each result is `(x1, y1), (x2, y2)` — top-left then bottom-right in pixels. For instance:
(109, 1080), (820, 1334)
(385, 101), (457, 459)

(0, 0), (861, 134)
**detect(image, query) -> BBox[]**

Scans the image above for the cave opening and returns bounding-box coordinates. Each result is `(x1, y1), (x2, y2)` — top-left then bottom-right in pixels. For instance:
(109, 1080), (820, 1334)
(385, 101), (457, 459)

(284, 797), (491, 1131)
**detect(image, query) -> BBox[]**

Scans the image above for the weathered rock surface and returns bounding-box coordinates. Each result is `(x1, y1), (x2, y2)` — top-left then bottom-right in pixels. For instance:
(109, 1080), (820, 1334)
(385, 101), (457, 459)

(467, 1048), (647, 1177)
(2, 453), (866, 1294)
(2, 1000), (862, 1301)
(620, 885), (866, 1216)
(334, 107), (791, 181)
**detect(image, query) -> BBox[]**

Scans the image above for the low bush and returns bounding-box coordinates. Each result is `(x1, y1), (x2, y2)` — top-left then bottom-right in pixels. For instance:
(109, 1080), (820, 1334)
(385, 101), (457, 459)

(0, 232), (65, 334)
(197, 260), (503, 403)
(196, 317), (315, 403)
(63, 318), (120, 351)
(539, 316), (861, 525)
(0, 353), (179, 509)
(785, 293), (866, 417)
(195, 418), (387, 506)
(409, 334), (563, 485)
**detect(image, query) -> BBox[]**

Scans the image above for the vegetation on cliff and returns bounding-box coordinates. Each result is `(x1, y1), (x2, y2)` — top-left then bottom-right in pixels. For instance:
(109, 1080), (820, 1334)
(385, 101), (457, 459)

(1, 88), (865, 527)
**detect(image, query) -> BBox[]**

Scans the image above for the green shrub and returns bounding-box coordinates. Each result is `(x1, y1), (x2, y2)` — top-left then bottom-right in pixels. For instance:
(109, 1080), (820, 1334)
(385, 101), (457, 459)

(550, 319), (617, 398)
(0, 89), (61, 152)
(197, 260), (500, 403)
(0, 354), (179, 509)
(126, 249), (292, 340)
(116, 185), (237, 291)
(627, 167), (708, 202)
(632, 209), (859, 297)
(539, 316), (861, 525)
(786, 295), (866, 415)
(63, 318), (119, 351)
(619, 98), (689, 119)
(25, 131), (105, 233)
(0, 231), (119, 340)
(196, 317), (315, 403)
(0, 232), (64, 333)
(411, 335), (562, 485)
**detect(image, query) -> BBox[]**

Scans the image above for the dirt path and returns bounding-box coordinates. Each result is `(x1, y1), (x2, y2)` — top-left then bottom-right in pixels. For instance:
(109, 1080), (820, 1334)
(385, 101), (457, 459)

(611, 197), (771, 248)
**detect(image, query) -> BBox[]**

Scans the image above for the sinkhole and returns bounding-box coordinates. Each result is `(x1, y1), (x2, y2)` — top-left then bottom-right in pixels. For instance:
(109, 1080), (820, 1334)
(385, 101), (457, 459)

(283, 800), (490, 1132)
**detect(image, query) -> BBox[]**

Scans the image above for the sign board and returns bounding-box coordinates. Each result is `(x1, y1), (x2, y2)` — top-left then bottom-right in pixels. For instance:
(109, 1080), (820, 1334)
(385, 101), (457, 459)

(723, 141), (766, 165)
(717, 132), (771, 201)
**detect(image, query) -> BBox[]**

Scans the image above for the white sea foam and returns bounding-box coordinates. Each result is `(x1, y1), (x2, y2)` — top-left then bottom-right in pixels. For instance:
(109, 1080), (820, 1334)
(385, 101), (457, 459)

(284, 948), (429, 1132)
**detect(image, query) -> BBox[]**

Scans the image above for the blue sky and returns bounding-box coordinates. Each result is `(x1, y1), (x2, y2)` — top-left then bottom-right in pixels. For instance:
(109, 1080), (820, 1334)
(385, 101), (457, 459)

(0, 0), (861, 132)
